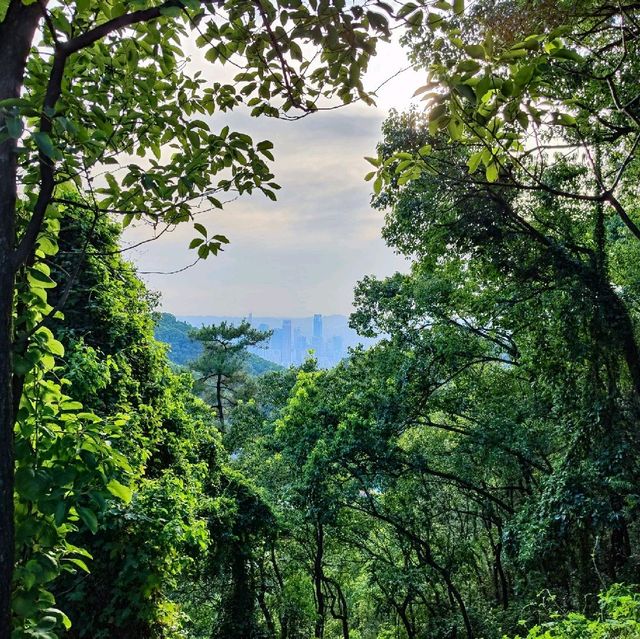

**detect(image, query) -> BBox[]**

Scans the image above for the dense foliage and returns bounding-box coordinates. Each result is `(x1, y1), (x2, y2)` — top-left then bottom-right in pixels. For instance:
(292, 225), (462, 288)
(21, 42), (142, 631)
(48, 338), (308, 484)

(0, 1), (390, 631)
(6, 0), (640, 638)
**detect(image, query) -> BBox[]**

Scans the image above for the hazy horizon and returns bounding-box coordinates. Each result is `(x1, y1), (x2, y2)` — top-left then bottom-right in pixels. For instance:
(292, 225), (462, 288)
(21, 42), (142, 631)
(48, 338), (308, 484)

(171, 312), (353, 319)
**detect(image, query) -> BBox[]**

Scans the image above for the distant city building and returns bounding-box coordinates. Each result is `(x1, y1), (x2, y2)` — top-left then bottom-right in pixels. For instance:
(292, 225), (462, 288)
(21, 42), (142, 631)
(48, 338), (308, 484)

(293, 328), (308, 365)
(270, 326), (283, 363)
(177, 314), (377, 369)
(313, 314), (323, 339)
(312, 313), (323, 355)
(281, 320), (292, 366)
(331, 335), (343, 360)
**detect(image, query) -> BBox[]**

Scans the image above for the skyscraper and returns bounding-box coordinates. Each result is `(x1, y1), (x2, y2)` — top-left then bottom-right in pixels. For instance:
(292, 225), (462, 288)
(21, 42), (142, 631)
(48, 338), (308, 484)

(281, 319), (292, 366)
(313, 314), (323, 340)
(331, 335), (343, 361)
(312, 314), (323, 354)
(293, 328), (308, 365)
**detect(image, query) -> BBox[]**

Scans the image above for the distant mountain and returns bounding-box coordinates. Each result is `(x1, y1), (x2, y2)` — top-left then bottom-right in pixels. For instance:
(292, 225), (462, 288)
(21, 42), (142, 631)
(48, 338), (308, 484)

(154, 313), (283, 375)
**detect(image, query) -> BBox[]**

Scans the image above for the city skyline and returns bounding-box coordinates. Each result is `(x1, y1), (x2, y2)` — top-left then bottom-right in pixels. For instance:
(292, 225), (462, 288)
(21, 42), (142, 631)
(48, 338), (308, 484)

(178, 312), (375, 368)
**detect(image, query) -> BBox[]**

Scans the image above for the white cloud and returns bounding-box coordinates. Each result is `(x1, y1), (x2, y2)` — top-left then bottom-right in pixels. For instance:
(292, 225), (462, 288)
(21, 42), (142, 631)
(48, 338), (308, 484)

(124, 38), (418, 316)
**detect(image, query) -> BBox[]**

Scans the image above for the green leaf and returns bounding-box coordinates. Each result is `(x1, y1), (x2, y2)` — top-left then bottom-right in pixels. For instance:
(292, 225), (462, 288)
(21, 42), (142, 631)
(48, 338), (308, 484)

(54, 501), (67, 527)
(64, 557), (90, 573)
(557, 113), (576, 126)
(454, 83), (476, 103)
(27, 268), (56, 289)
(464, 44), (485, 59)
(457, 59), (481, 74)
(427, 12), (444, 28)
(77, 507), (98, 534)
(448, 117), (463, 140)
(513, 64), (535, 88)
(47, 338), (64, 357)
(550, 47), (584, 63)
(45, 608), (72, 630)
(485, 161), (499, 182)
(194, 222), (207, 237)
(6, 116), (23, 139)
(397, 2), (418, 18)
(429, 103), (447, 121)
(107, 479), (133, 504)
(499, 49), (529, 60)
(516, 111), (529, 129)
(33, 132), (59, 160)
(501, 79), (514, 97)
(12, 594), (38, 618)
(60, 400), (82, 410)
(13, 355), (33, 376)
(406, 10), (423, 27)
(15, 467), (46, 502)
(467, 150), (483, 173)
(413, 84), (434, 97)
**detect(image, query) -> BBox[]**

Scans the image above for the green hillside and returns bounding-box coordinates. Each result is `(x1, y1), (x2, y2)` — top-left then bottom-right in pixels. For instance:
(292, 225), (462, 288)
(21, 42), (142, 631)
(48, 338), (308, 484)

(155, 313), (282, 375)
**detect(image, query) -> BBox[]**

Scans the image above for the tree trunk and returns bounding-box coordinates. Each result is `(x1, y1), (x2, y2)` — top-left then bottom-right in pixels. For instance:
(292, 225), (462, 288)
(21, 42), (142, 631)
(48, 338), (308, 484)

(397, 602), (417, 639)
(417, 545), (474, 639)
(216, 542), (256, 639)
(216, 372), (225, 430)
(328, 578), (349, 639)
(257, 557), (276, 639)
(0, 221), (15, 638)
(313, 522), (325, 639)
(0, 4), (43, 633)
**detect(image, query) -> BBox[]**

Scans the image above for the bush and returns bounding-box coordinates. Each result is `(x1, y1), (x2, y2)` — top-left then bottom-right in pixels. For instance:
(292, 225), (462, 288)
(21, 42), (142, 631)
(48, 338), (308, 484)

(508, 586), (640, 638)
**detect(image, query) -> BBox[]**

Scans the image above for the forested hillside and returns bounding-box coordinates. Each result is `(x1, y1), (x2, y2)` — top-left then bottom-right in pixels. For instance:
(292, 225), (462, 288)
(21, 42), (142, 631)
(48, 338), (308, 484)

(3, 1), (640, 639)
(155, 312), (282, 375)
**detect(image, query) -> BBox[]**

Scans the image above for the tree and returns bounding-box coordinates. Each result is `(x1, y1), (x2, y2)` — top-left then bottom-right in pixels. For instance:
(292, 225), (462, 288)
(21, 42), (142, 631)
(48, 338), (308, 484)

(0, 0), (391, 628)
(350, 0), (640, 624)
(371, 0), (640, 396)
(3, 198), (234, 637)
(190, 320), (272, 430)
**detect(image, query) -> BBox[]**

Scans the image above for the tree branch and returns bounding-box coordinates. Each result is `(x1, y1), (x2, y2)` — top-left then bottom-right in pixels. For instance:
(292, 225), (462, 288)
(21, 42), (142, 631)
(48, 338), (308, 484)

(12, 0), (207, 271)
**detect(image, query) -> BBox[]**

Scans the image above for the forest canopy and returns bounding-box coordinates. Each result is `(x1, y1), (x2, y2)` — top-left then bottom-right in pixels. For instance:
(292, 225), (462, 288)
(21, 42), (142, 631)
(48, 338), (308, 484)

(2, 0), (640, 638)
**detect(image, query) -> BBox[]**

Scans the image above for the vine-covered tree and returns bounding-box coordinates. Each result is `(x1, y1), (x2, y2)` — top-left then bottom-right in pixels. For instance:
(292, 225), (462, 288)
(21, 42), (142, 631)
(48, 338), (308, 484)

(0, 0), (392, 630)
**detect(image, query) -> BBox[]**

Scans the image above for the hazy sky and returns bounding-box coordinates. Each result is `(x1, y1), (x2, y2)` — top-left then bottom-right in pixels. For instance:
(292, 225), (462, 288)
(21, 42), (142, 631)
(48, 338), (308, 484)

(124, 39), (422, 317)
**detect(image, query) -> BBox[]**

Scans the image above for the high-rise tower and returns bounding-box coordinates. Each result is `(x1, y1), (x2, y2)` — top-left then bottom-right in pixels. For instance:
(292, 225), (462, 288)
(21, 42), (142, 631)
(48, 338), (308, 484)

(281, 319), (292, 366)
(312, 314), (323, 354)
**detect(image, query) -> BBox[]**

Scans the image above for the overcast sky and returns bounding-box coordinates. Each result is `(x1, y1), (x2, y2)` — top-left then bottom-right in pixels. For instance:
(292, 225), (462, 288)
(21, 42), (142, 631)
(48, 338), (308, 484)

(124, 39), (422, 317)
